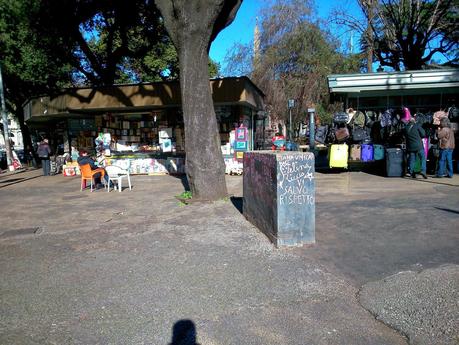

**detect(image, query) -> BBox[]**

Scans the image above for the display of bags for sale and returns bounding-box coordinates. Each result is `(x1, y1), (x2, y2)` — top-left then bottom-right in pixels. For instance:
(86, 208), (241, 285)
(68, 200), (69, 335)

(350, 144), (361, 161)
(329, 144), (348, 168)
(373, 144), (385, 160)
(361, 144), (374, 162)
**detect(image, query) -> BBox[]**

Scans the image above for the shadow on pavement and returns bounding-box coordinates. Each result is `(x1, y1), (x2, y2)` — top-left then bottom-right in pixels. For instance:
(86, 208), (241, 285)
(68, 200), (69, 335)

(0, 178), (24, 183)
(0, 175), (42, 189)
(230, 196), (243, 214)
(434, 207), (459, 215)
(169, 319), (200, 345)
(171, 174), (190, 191)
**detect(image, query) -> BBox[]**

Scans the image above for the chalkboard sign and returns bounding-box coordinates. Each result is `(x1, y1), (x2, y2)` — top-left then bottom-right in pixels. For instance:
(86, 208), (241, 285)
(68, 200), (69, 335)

(276, 152), (315, 245)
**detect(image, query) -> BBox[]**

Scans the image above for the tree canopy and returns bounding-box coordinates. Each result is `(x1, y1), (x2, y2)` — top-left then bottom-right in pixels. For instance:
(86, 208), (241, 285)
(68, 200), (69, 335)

(33, 0), (179, 85)
(225, 0), (361, 127)
(0, 0), (73, 152)
(333, 0), (459, 71)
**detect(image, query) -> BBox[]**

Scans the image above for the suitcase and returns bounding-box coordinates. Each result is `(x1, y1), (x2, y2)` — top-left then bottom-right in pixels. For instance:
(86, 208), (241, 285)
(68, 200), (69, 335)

(361, 144), (374, 162)
(373, 144), (385, 160)
(386, 148), (404, 177)
(350, 144), (361, 161)
(329, 144), (348, 168)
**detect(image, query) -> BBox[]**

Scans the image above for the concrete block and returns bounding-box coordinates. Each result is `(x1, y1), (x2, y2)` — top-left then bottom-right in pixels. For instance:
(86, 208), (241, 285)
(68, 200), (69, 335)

(243, 151), (315, 247)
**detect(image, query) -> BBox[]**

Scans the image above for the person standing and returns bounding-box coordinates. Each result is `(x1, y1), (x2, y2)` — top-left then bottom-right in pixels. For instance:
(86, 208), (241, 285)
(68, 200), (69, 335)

(37, 139), (51, 176)
(435, 118), (455, 178)
(403, 118), (427, 179)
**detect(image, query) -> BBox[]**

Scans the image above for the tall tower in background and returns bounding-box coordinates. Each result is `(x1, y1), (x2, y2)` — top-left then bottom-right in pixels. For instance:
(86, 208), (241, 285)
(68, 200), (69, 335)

(253, 17), (260, 66)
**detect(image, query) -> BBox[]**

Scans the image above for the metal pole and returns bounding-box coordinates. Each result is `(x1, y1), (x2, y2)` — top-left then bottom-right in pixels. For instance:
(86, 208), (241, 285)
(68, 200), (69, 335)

(251, 111), (254, 150)
(289, 108), (292, 141)
(0, 62), (13, 168)
(309, 108), (315, 150)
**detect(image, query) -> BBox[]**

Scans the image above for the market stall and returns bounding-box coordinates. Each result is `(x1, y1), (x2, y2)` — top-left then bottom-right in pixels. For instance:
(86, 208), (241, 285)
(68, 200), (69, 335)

(323, 69), (459, 174)
(24, 77), (265, 175)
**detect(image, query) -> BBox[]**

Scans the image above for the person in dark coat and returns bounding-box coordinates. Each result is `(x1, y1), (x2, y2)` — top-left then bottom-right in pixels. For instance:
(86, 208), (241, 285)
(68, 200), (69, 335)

(77, 149), (109, 188)
(37, 139), (51, 176)
(403, 118), (427, 179)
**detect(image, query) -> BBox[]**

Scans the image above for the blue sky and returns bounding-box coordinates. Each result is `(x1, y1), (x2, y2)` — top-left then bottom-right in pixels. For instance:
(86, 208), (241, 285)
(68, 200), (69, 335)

(209, 0), (361, 70)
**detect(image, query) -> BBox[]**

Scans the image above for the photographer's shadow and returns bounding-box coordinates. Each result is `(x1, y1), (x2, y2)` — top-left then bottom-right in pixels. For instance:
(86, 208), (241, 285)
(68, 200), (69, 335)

(169, 319), (200, 345)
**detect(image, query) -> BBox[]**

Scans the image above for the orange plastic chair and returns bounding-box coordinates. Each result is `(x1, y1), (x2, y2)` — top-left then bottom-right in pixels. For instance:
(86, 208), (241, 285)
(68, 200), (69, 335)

(79, 164), (106, 192)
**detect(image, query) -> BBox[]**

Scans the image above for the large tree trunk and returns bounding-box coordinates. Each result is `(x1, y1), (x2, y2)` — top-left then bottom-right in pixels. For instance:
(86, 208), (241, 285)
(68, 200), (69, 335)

(179, 40), (227, 200)
(154, 0), (241, 200)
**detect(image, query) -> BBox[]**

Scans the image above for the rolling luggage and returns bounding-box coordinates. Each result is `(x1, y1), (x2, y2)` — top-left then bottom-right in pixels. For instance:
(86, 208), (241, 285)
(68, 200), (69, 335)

(373, 144), (385, 160)
(350, 144), (361, 161)
(329, 144), (348, 168)
(386, 148), (404, 177)
(361, 144), (374, 162)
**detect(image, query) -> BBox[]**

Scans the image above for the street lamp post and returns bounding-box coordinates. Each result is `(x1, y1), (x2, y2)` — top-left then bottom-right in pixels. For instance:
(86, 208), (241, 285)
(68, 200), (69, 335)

(288, 99), (295, 141)
(0, 62), (13, 169)
(308, 107), (316, 150)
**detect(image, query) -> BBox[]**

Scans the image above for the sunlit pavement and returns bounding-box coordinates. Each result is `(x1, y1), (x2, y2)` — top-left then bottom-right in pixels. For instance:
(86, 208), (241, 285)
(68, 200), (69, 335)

(0, 172), (458, 344)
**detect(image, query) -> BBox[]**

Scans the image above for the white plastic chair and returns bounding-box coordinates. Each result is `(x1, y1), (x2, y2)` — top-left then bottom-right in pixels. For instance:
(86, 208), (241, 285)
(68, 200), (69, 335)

(106, 165), (132, 192)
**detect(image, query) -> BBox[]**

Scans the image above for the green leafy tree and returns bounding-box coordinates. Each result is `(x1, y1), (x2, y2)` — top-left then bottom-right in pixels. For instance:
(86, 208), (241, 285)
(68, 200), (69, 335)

(0, 0), (73, 155)
(34, 0), (179, 85)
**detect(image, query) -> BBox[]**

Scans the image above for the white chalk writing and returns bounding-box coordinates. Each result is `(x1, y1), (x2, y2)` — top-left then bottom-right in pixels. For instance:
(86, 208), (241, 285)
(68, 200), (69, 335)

(279, 193), (314, 206)
(277, 154), (315, 206)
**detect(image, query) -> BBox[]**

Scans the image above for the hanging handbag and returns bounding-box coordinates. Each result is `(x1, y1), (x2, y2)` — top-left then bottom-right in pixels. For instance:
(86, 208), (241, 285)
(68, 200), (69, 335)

(351, 126), (367, 142)
(315, 125), (328, 144)
(335, 127), (350, 142)
(448, 106), (459, 121)
(333, 112), (349, 124)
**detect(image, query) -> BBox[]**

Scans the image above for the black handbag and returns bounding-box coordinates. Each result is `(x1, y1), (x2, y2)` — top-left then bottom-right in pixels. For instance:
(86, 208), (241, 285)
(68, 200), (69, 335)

(352, 127), (367, 142)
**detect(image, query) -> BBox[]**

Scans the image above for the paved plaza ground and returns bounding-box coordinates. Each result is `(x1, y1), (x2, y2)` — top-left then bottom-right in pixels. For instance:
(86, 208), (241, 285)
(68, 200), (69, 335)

(0, 168), (458, 344)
